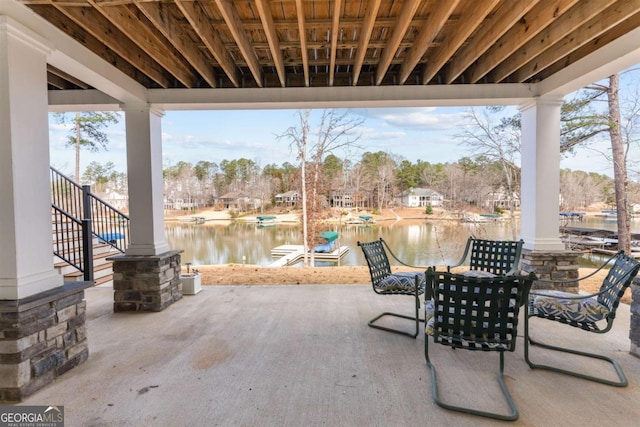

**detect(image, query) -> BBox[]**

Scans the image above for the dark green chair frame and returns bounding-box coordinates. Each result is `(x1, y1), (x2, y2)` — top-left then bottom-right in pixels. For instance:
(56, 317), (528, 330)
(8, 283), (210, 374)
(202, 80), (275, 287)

(358, 238), (425, 338)
(525, 250), (640, 387)
(424, 269), (534, 421)
(449, 237), (524, 276)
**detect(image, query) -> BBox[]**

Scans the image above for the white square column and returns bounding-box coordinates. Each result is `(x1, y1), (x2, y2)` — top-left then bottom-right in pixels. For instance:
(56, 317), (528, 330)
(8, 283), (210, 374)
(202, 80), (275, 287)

(0, 16), (62, 299)
(520, 97), (566, 251)
(123, 104), (170, 256)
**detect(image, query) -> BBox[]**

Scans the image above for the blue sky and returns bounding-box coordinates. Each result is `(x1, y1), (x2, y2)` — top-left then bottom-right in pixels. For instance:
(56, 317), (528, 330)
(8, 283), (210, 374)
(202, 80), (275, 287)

(48, 106), (620, 178)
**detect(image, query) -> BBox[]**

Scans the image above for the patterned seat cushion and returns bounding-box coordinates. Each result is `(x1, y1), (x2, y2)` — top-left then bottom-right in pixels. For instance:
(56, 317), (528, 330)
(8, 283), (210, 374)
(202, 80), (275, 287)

(529, 290), (610, 324)
(375, 271), (425, 293)
(461, 269), (496, 278)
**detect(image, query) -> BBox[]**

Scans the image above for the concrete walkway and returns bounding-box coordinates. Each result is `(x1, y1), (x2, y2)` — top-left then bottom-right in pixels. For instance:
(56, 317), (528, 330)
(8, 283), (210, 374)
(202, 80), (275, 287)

(17, 284), (640, 426)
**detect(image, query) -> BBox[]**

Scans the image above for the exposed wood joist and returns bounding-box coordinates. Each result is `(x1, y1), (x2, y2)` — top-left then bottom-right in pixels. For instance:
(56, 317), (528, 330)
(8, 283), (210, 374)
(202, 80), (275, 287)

(444, 0), (540, 84)
(47, 64), (90, 89)
(88, 0), (198, 88)
(254, 0), (285, 87)
(328, 0), (343, 86)
(294, 0), (310, 87)
(422, 0), (501, 85)
(398, 0), (459, 84)
(175, 0), (240, 88)
(375, 0), (420, 85)
(489, 0), (617, 83)
(352, 0), (380, 86)
(134, 0), (217, 88)
(214, 0), (263, 88)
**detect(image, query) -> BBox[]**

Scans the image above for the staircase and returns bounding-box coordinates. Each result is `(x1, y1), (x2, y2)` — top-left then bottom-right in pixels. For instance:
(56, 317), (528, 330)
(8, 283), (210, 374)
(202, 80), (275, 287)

(51, 167), (130, 287)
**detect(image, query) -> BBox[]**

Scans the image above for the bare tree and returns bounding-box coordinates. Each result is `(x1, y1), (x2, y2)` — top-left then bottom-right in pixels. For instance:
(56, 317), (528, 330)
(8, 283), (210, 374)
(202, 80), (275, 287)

(458, 107), (521, 239)
(279, 109), (363, 266)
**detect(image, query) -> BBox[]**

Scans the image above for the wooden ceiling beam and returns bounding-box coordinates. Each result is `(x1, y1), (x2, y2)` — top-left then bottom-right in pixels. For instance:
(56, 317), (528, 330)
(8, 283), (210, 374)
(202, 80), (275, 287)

(352, 0), (380, 86)
(489, 0), (617, 83)
(214, 0), (263, 88)
(375, 0), (420, 85)
(254, 0), (285, 87)
(49, 2), (172, 88)
(47, 64), (90, 89)
(89, 1), (198, 88)
(176, 0), (240, 88)
(398, 0), (459, 84)
(444, 0), (540, 84)
(135, 1), (217, 88)
(422, 0), (500, 85)
(468, 0), (579, 83)
(328, 0), (343, 86)
(295, 0), (310, 87)
(47, 72), (72, 89)
(513, 0), (640, 83)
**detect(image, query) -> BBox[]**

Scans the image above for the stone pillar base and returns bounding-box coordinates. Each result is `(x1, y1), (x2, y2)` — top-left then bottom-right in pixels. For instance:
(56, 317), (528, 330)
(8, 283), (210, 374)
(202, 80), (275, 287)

(108, 250), (183, 312)
(0, 282), (90, 402)
(520, 249), (581, 292)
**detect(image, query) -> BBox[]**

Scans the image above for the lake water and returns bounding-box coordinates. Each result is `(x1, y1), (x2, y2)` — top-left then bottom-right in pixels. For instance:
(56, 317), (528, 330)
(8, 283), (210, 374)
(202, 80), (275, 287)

(166, 218), (520, 267)
(165, 215), (640, 268)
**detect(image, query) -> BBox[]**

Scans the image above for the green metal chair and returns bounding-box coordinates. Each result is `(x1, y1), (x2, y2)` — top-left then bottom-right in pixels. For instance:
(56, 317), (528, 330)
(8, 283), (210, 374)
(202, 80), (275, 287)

(358, 238), (425, 338)
(424, 268), (534, 421)
(449, 237), (524, 276)
(525, 251), (640, 386)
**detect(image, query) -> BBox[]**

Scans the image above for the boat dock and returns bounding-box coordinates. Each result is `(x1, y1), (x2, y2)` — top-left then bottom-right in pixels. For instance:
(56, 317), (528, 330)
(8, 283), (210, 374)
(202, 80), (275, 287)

(269, 245), (350, 267)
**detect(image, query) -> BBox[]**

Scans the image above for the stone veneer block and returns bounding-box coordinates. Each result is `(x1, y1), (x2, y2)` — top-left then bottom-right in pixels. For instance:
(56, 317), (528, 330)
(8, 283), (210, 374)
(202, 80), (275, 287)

(108, 250), (183, 312)
(520, 249), (581, 293)
(0, 281), (91, 402)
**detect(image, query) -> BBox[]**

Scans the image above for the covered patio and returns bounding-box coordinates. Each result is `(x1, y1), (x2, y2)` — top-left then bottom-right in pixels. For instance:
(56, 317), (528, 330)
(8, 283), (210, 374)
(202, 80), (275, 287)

(21, 282), (640, 425)
(4, 0), (640, 409)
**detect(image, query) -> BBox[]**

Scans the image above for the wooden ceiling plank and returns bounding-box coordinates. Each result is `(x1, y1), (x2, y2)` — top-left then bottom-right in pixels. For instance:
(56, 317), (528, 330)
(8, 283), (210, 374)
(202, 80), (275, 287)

(513, 0), (640, 82)
(294, 0), (310, 87)
(489, 0), (618, 83)
(255, 0), (286, 87)
(48, 64), (90, 89)
(47, 72), (72, 89)
(135, 1), (217, 88)
(399, 0), (459, 84)
(89, 0), (198, 88)
(375, 0), (421, 85)
(422, 0), (501, 85)
(214, 0), (263, 88)
(176, 0), (240, 88)
(537, 10), (640, 81)
(328, 0), (343, 86)
(444, 0), (541, 84)
(50, 2), (172, 88)
(469, 0), (580, 83)
(352, 0), (381, 86)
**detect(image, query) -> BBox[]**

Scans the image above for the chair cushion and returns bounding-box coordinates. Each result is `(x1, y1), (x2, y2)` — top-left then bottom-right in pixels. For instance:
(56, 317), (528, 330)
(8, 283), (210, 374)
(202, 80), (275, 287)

(461, 269), (496, 278)
(529, 290), (610, 324)
(375, 271), (425, 293)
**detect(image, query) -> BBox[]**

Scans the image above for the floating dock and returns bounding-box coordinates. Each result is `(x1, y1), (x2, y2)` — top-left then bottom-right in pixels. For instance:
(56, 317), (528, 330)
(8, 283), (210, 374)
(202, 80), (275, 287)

(269, 245), (350, 267)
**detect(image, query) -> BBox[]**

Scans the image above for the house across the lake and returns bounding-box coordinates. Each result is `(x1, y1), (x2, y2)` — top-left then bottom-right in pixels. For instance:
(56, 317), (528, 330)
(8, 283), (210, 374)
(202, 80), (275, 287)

(397, 188), (444, 208)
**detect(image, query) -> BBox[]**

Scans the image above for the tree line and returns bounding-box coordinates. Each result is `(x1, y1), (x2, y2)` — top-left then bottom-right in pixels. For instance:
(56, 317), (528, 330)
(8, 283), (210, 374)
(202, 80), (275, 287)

(82, 155), (634, 213)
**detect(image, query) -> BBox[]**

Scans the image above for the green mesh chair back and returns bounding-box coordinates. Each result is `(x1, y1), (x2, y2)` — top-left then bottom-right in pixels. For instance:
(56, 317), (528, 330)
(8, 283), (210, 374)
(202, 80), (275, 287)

(597, 252), (640, 316)
(451, 237), (524, 276)
(358, 239), (393, 288)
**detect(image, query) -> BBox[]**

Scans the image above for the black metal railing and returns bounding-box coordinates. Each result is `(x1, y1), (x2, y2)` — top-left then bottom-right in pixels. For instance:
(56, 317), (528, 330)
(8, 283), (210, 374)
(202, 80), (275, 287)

(50, 167), (130, 278)
(52, 205), (94, 281)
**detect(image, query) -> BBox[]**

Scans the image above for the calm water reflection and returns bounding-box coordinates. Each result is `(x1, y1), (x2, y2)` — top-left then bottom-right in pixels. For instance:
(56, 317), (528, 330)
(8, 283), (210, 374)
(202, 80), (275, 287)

(165, 219), (520, 267)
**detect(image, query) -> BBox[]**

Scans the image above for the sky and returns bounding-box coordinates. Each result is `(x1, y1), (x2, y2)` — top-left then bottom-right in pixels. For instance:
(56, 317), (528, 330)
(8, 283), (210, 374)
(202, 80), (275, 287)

(47, 105), (622, 179)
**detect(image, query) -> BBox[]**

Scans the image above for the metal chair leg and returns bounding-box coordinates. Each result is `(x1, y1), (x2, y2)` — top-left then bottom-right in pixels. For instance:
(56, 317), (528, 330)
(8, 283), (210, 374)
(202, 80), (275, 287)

(368, 292), (423, 338)
(425, 339), (519, 421)
(524, 314), (628, 387)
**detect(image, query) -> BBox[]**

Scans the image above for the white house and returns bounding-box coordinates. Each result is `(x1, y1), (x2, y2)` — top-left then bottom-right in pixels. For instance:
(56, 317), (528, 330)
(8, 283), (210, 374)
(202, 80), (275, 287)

(397, 188), (444, 208)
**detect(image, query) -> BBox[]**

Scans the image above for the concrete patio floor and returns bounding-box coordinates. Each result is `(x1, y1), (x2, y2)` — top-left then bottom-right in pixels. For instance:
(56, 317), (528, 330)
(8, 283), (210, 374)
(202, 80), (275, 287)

(15, 283), (640, 426)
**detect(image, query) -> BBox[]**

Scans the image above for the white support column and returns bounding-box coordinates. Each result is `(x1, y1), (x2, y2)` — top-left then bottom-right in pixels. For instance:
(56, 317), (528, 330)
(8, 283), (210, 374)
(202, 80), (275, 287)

(0, 16), (62, 299)
(520, 96), (566, 251)
(123, 104), (170, 256)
